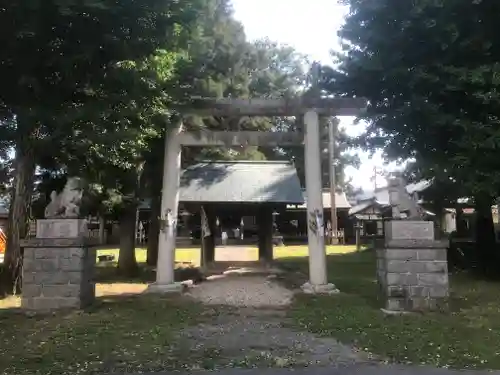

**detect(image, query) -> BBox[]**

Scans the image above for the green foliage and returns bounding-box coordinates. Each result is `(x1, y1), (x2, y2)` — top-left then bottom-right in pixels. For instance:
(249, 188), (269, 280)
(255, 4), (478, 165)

(4, 0), (364, 222)
(327, 0), (500, 273)
(284, 108), (360, 190)
(328, 0), (500, 197)
(0, 0), (200, 110)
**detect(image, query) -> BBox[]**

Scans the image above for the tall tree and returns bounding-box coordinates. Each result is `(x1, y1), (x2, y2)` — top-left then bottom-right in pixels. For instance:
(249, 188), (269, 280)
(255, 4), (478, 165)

(328, 0), (500, 273)
(143, 3), (315, 263)
(0, 0), (202, 290)
(290, 116), (361, 189)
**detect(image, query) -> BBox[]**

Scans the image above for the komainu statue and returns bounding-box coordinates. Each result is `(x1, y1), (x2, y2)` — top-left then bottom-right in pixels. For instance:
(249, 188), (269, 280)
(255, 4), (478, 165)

(44, 177), (84, 219)
(387, 174), (424, 220)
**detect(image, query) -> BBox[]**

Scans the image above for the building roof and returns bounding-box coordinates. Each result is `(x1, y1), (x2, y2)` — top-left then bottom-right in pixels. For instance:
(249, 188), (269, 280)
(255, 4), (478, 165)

(354, 188), (391, 206)
(406, 180), (433, 194)
(178, 160), (304, 204)
(354, 180), (475, 207)
(348, 199), (437, 218)
(348, 200), (386, 216)
(355, 180), (433, 206)
(321, 190), (351, 209)
(288, 189), (351, 210)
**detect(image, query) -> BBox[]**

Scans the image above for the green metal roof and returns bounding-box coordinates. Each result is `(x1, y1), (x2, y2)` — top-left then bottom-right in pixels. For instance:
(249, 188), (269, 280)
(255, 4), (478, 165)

(287, 189), (351, 210)
(179, 161), (304, 204)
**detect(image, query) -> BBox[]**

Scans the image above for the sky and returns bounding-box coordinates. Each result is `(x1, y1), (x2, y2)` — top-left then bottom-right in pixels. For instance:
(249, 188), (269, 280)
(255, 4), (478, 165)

(231, 0), (399, 190)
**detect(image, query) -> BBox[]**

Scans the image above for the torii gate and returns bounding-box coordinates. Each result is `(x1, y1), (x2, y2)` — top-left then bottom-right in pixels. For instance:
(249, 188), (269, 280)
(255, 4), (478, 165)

(148, 96), (367, 294)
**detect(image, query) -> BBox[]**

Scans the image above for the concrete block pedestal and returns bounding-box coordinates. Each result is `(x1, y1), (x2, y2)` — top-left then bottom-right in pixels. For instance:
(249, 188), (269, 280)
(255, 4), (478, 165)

(21, 219), (96, 311)
(377, 221), (449, 312)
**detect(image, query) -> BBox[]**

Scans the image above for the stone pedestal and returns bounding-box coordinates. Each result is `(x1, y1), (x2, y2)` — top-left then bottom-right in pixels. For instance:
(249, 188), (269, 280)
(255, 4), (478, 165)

(377, 221), (449, 312)
(21, 219), (96, 311)
(36, 218), (88, 238)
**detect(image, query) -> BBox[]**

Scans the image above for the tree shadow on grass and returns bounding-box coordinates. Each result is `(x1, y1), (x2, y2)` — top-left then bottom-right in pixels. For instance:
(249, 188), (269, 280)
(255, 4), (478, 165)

(0, 292), (205, 375)
(95, 263), (156, 284)
(277, 248), (500, 314)
(447, 269), (500, 314)
(95, 261), (204, 284)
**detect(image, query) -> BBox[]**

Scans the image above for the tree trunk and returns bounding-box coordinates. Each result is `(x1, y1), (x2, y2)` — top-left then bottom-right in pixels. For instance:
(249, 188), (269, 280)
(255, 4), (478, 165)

(474, 193), (497, 277)
(257, 207), (273, 262)
(117, 205), (138, 276)
(146, 193), (161, 266)
(431, 200), (444, 239)
(144, 136), (165, 267)
(455, 207), (468, 236)
(98, 215), (106, 245)
(2, 120), (36, 295)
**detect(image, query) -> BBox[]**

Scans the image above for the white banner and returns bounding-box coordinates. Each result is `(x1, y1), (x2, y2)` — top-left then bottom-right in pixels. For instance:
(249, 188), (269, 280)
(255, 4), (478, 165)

(201, 206), (211, 238)
(316, 211), (324, 237)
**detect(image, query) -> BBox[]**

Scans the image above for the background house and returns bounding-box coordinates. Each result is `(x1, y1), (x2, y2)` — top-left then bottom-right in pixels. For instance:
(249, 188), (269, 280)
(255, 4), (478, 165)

(284, 189), (351, 242)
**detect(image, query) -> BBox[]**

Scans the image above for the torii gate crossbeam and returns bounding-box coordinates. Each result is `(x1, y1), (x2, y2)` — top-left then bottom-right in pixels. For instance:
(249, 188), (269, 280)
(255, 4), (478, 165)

(148, 97), (367, 295)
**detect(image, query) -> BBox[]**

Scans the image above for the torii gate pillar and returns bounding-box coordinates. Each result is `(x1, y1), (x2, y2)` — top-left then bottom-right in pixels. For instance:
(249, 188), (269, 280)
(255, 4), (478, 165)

(301, 110), (338, 294)
(147, 97), (366, 294)
(147, 123), (183, 293)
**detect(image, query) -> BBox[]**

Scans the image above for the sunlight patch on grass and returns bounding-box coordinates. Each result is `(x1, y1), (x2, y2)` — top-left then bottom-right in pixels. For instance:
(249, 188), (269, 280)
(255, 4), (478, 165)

(0, 296), (20, 309)
(96, 245), (360, 265)
(0, 283), (151, 310)
(97, 248), (202, 266)
(274, 245), (358, 258)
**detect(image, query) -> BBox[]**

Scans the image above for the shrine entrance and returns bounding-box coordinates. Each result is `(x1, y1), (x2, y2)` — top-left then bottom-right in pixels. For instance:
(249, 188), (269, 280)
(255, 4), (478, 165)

(149, 95), (366, 294)
(178, 159), (305, 266)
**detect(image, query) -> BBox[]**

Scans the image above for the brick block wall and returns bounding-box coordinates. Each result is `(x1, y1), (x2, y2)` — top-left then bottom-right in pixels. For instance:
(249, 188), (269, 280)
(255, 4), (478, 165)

(377, 240), (449, 311)
(21, 239), (96, 310)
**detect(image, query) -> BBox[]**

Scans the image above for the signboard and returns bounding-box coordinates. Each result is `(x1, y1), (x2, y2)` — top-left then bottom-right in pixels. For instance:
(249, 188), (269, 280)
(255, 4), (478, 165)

(355, 214), (382, 221)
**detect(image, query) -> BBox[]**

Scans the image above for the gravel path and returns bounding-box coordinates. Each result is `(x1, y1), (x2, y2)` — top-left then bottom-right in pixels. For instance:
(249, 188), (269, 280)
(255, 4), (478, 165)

(186, 275), (293, 307)
(142, 365), (500, 375)
(175, 275), (373, 369)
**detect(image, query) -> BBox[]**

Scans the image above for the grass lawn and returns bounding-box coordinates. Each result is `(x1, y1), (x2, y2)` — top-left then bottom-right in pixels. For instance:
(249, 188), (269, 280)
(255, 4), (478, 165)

(1, 245), (360, 309)
(97, 244), (359, 267)
(0, 244), (359, 374)
(280, 250), (500, 370)
(0, 295), (205, 375)
(3, 245), (500, 371)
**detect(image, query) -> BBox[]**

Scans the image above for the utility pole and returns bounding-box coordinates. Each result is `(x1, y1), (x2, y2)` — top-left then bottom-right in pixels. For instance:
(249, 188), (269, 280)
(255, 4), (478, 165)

(373, 166), (379, 192)
(328, 117), (338, 245)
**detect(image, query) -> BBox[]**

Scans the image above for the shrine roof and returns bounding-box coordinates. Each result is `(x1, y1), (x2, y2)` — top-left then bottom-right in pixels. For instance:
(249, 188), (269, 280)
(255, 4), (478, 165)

(178, 160), (304, 204)
(287, 189), (351, 210)
(348, 199), (388, 216)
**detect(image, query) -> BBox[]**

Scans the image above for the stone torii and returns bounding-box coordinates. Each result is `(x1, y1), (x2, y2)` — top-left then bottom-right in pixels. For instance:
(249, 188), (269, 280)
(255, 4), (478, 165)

(149, 90), (367, 295)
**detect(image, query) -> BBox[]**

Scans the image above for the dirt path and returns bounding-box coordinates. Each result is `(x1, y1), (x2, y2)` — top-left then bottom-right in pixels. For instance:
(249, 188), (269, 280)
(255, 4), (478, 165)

(174, 275), (374, 369)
